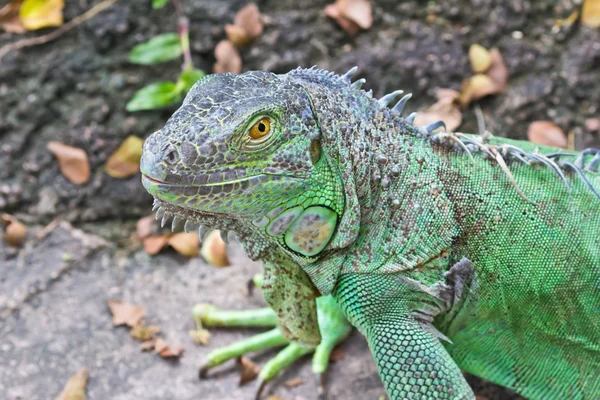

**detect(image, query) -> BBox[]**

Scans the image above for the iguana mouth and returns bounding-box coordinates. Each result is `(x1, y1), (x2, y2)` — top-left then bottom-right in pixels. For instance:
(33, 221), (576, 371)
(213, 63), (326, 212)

(143, 173), (299, 188)
(142, 175), (166, 184)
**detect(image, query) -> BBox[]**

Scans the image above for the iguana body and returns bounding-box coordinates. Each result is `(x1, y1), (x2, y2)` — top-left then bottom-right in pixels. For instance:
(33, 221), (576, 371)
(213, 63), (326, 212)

(141, 67), (600, 399)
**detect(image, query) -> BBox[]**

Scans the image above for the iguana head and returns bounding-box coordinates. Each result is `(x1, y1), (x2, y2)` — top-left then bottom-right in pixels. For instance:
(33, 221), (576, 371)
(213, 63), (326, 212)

(141, 70), (347, 261)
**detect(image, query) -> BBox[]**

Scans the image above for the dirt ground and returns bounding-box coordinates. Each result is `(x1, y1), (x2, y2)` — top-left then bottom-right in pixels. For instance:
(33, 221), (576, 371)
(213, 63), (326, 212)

(0, 0), (598, 399)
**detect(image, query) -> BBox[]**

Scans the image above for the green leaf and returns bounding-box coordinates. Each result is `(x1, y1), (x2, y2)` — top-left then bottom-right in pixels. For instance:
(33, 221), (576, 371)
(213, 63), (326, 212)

(128, 33), (182, 65)
(126, 82), (182, 112)
(178, 69), (205, 93)
(152, 0), (169, 9)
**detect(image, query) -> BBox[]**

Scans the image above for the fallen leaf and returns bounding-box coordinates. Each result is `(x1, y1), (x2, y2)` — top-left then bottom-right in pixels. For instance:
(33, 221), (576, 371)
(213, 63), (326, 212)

(527, 121), (568, 148)
(140, 339), (156, 351)
(47, 141), (91, 185)
(152, 0), (168, 9)
(324, 2), (360, 36)
(200, 230), (230, 267)
(584, 118), (600, 132)
(1, 213), (27, 247)
(213, 40), (242, 74)
(284, 377), (303, 388)
(154, 338), (184, 358)
(582, 0), (600, 27)
(555, 10), (579, 27)
(19, 0), (64, 31)
(266, 396), (284, 400)
(178, 68), (205, 93)
(128, 33), (182, 65)
(236, 356), (260, 385)
(338, 0), (372, 30)
(469, 44), (492, 73)
(189, 328), (211, 345)
(136, 215), (155, 239)
(105, 136), (144, 179)
(414, 88), (462, 132)
(168, 232), (199, 257)
(55, 368), (87, 400)
(225, 23), (251, 47)
(330, 346), (345, 361)
(0, 0), (26, 33)
(486, 48), (509, 92)
(107, 300), (145, 327)
(458, 74), (499, 108)
(144, 235), (171, 255)
(126, 81), (182, 112)
(233, 3), (263, 41)
(475, 397), (490, 400)
(130, 323), (160, 341)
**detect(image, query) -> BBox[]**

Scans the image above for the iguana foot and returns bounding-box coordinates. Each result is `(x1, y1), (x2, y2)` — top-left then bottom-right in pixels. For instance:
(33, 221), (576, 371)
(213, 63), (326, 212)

(192, 275), (353, 399)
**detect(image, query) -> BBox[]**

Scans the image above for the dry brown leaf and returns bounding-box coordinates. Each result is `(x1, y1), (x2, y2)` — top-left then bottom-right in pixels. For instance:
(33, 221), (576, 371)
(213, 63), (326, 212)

(105, 136), (143, 179)
(324, 2), (360, 36)
(527, 121), (568, 148)
(458, 74), (499, 108)
(555, 10), (579, 27)
(338, 0), (372, 29)
(154, 338), (185, 358)
(200, 230), (230, 267)
(1, 213), (27, 247)
(584, 118), (600, 132)
(55, 368), (88, 400)
(20, 0), (64, 31)
(486, 48), (509, 92)
(284, 377), (303, 388)
(475, 396), (490, 400)
(130, 323), (160, 341)
(234, 3), (263, 41)
(143, 234), (170, 255)
(236, 356), (260, 385)
(140, 339), (156, 351)
(189, 328), (211, 345)
(266, 396), (284, 400)
(47, 141), (91, 185)
(468, 44), (492, 73)
(107, 300), (145, 327)
(213, 40), (242, 74)
(136, 215), (155, 239)
(0, 0), (26, 33)
(582, 0), (600, 27)
(330, 346), (345, 361)
(225, 24), (251, 47)
(168, 232), (199, 257)
(414, 88), (462, 132)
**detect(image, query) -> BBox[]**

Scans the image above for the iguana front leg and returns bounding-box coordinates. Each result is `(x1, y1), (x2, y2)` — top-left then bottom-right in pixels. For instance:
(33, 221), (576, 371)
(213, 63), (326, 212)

(194, 274), (352, 398)
(333, 259), (477, 400)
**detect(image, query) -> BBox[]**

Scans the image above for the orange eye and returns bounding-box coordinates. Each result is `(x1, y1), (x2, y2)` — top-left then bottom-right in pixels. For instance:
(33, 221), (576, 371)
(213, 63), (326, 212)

(248, 118), (271, 140)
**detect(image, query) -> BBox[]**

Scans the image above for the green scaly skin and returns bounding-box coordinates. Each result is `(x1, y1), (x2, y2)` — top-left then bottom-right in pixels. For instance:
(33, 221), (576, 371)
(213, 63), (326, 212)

(141, 67), (600, 400)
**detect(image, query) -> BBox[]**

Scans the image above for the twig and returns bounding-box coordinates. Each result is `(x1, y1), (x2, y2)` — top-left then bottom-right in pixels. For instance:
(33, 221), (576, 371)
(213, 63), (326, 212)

(172, 0), (193, 71)
(0, 0), (119, 62)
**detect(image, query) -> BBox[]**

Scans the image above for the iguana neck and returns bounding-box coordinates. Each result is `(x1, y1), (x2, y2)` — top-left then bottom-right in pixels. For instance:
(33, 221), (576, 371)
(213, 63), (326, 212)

(289, 69), (458, 292)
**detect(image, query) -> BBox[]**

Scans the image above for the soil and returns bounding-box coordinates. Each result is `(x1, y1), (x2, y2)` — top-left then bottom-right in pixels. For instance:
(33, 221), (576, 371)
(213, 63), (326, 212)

(0, 0), (598, 399)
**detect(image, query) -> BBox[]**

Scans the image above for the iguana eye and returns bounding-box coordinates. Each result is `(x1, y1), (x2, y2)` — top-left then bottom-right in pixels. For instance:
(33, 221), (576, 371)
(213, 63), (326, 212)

(248, 117), (271, 140)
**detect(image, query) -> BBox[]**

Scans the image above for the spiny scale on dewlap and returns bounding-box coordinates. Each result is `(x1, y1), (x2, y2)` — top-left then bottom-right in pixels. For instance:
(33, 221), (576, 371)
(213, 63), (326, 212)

(141, 65), (600, 400)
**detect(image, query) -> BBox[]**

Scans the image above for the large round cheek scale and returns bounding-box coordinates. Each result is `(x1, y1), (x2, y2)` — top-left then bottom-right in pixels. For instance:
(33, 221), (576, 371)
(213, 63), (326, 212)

(284, 206), (337, 256)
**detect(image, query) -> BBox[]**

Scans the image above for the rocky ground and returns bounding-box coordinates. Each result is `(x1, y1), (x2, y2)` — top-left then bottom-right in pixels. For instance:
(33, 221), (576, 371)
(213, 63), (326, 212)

(0, 0), (598, 399)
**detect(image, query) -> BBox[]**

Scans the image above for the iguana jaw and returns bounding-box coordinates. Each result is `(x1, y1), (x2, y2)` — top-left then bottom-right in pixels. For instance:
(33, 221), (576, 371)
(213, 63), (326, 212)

(141, 170), (303, 232)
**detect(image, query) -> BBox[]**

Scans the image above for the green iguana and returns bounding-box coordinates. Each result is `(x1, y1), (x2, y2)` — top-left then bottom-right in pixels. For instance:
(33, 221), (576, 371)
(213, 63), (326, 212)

(140, 67), (600, 400)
